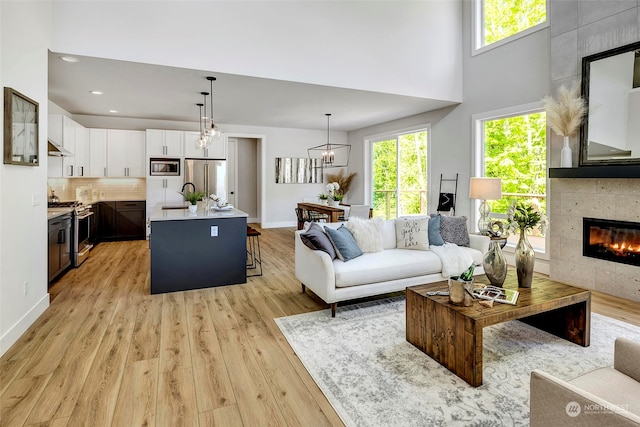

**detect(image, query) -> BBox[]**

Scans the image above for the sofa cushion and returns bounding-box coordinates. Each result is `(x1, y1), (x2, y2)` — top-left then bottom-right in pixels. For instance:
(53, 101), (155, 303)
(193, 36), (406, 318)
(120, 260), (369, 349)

(569, 367), (640, 416)
(382, 219), (397, 249)
(395, 217), (430, 250)
(325, 225), (363, 262)
(333, 249), (442, 288)
(300, 223), (336, 259)
(428, 214), (445, 246)
(440, 216), (470, 247)
(346, 217), (384, 253)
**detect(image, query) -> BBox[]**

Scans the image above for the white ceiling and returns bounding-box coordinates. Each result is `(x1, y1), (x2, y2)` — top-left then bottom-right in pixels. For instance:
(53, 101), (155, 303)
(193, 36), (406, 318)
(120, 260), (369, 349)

(48, 51), (458, 132)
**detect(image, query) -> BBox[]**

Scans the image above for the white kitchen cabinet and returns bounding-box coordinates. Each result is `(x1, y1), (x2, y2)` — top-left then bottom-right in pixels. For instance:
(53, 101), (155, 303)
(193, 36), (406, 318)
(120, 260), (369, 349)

(61, 117), (90, 177)
(89, 128), (108, 177)
(183, 131), (227, 159)
(146, 129), (183, 157)
(107, 130), (145, 177)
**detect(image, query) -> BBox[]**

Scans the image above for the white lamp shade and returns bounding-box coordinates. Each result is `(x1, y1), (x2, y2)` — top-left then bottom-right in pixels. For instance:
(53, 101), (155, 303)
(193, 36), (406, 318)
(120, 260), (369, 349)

(469, 177), (502, 200)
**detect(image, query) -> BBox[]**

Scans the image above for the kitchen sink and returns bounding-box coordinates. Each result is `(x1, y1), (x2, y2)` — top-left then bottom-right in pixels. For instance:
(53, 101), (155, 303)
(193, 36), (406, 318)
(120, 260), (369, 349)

(162, 205), (189, 210)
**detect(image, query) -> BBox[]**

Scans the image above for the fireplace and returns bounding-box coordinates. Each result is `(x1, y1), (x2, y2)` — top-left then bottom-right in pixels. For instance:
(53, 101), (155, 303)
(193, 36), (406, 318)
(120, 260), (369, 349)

(583, 218), (640, 267)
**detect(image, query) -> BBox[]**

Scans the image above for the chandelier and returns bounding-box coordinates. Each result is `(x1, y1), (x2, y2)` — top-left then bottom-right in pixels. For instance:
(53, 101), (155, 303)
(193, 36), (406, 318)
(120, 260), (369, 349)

(308, 113), (351, 168)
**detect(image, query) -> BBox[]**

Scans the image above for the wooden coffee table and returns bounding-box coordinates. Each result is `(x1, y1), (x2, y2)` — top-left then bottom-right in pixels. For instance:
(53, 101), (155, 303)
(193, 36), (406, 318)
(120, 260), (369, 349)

(406, 275), (591, 387)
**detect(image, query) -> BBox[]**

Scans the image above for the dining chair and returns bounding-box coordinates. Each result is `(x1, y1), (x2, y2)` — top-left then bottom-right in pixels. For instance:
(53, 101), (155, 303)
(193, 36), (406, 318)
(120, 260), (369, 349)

(344, 204), (371, 219)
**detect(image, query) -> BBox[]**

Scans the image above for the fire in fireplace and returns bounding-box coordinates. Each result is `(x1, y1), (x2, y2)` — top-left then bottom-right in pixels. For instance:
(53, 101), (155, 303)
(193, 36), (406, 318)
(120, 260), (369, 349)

(583, 217), (640, 267)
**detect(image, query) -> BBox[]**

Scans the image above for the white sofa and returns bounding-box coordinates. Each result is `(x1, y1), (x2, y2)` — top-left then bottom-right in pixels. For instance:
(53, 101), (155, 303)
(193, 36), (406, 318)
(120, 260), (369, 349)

(295, 219), (490, 316)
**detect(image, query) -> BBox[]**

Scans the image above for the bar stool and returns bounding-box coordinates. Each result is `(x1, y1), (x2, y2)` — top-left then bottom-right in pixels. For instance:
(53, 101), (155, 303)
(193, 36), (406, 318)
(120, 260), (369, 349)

(246, 226), (262, 277)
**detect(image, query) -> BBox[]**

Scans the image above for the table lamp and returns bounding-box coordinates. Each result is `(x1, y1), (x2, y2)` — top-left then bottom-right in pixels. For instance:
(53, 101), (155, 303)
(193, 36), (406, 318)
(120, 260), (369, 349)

(469, 177), (502, 234)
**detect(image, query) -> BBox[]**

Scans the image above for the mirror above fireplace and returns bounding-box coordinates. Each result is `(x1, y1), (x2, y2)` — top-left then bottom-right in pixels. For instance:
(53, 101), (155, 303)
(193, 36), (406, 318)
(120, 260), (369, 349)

(580, 40), (640, 166)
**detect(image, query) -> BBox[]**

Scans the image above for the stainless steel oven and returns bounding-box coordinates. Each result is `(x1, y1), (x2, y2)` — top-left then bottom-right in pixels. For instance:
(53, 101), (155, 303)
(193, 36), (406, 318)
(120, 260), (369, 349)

(74, 204), (94, 267)
(150, 158), (180, 176)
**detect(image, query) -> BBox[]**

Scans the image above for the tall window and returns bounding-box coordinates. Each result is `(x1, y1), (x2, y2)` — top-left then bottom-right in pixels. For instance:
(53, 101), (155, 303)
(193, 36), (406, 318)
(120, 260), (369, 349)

(474, 0), (547, 53)
(371, 130), (428, 220)
(476, 107), (547, 252)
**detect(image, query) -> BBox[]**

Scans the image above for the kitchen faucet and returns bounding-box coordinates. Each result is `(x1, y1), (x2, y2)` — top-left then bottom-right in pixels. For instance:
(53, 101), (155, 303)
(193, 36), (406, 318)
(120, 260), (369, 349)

(181, 182), (195, 194)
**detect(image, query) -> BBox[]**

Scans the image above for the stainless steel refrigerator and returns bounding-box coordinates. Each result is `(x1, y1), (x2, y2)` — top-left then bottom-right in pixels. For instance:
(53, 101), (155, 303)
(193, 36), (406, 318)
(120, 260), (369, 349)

(184, 158), (227, 198)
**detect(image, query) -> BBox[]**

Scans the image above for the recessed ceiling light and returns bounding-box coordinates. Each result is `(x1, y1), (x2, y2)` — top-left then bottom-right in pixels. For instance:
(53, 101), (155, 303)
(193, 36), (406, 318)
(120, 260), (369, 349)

(59, 56), (79, 63)
(109, 109), (118, 113)
(90, 90), (103, 95)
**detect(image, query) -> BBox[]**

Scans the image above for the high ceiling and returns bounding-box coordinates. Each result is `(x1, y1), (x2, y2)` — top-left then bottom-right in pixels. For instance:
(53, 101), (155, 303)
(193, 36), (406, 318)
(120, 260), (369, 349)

(48, 51), (458, 132)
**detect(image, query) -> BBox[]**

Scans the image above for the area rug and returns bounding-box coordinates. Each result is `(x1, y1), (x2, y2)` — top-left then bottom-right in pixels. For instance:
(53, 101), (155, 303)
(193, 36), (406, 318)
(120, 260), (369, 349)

(275, 297), (640, 427)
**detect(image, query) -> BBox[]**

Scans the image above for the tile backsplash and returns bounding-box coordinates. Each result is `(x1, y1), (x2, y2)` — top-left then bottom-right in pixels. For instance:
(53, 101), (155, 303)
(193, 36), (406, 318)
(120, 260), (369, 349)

(48, 178), (146, 202)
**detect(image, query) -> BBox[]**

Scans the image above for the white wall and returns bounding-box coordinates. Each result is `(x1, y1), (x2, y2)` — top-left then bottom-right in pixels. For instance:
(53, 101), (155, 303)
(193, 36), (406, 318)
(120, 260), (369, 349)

(348, 5), (550, 224)
(0, 1), (52, 356)
(50, 1), (463, 102)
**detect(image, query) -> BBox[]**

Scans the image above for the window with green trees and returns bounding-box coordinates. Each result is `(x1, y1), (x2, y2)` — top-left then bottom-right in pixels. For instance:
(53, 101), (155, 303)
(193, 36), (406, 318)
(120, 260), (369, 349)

(482, 111), (547, 251)
(477, 0), (547, 49)
(372, 130), (428, 219)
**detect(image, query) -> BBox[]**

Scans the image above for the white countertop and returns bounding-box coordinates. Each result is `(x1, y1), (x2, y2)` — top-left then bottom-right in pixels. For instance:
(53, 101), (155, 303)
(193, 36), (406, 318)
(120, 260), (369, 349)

(149, 204), (248, 222)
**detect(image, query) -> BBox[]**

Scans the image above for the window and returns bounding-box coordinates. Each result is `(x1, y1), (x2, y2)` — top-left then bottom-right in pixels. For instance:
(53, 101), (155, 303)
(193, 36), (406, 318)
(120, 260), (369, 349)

(474, 0), (547, 53)
(473, 104), (547, 253)
(371, 130), (428, 220)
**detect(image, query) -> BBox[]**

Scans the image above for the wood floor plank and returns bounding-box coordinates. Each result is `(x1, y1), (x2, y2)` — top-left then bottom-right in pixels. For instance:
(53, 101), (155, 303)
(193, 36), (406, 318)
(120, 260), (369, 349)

(198, 404), (244, 427)
(127, 295), (163, 363)
(184, 290), (236, 412)
(156, 367), (199, 427)
(158, 292), (192, 373)
(216, 325), (288, 427)
(0, 374), (50, 427)
(111, 358), (158, 427)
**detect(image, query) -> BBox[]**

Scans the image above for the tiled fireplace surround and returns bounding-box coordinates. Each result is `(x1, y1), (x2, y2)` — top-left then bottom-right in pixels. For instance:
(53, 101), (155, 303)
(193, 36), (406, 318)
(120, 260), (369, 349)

(549, 179), (640, 302)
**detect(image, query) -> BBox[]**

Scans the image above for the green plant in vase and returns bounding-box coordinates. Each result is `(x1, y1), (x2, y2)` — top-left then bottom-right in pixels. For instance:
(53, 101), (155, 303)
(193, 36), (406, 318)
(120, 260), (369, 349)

(180, 191), (206, 206)
(506, 201), (547, 288)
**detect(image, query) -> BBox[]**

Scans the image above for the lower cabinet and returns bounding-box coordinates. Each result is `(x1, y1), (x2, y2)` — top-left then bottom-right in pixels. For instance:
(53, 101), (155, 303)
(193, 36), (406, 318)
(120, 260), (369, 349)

(48, 214), (72, 282)
(96, 200), (146, 241)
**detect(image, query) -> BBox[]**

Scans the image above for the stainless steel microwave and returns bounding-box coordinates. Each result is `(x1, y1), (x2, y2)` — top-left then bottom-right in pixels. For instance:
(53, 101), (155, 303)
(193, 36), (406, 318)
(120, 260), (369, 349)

(149, 158), (180, 176)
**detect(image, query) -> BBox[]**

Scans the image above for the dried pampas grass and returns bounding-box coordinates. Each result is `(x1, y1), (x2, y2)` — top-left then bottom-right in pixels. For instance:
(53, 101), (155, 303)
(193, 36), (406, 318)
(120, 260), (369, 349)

(326, 169), (356, 196)
(542, 82), (586, 137)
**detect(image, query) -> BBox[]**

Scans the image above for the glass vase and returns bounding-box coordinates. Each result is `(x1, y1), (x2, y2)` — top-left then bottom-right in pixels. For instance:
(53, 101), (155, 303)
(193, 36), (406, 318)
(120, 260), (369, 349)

(483, 240), (507, 287)
(515, 230), (535, 288)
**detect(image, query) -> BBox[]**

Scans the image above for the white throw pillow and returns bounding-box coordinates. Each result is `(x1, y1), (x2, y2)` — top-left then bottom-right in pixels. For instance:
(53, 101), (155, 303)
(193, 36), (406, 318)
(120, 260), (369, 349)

(395, 217), (430, 250)
(346, 217), (384, 253)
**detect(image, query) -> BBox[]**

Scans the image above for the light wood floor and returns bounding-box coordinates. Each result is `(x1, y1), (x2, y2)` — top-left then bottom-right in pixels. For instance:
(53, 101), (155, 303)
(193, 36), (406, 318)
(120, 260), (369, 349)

(1, 226), (639, 426)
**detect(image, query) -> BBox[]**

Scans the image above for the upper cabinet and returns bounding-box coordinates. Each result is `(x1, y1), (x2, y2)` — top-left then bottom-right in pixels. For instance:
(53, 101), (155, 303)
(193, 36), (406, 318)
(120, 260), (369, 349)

(89, 128), (108, 177)
(107, 130), (145, 177)
(146, 129), (183, 157)
(183, 131), (227, 159)
(58, 116), (90, 177)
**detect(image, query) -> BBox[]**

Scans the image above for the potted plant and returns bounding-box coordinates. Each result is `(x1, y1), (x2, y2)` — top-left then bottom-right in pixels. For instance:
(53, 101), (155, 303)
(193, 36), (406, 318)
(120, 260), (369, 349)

(326, 182), (342, 206)
(506, 201), (547, 288)
(181, 190), (206, 213)
(318, 193), (329, 205)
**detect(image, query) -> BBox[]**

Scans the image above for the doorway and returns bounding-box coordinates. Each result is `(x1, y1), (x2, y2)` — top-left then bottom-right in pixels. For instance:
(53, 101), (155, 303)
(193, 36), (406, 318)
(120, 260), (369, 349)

(227, 136), (260, 223)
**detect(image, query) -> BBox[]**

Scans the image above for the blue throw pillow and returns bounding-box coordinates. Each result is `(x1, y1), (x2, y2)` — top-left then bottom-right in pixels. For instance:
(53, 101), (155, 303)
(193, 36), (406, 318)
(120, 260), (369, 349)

(428, 214), (445, 246)
(300, 223), (337, 259)
(324, 225), (363, 262)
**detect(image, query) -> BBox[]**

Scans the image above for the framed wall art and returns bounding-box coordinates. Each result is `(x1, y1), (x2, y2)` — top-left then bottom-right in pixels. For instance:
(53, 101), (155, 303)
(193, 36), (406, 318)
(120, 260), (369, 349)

(4, 87), (39, 166)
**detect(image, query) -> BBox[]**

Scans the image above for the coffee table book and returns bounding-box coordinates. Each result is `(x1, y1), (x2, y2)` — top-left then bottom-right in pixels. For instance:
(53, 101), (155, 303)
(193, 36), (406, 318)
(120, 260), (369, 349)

(473, 285), (519, 305)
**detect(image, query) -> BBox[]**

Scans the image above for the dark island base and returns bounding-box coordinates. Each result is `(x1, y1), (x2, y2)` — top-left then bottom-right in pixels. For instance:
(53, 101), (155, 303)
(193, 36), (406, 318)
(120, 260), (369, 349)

(150, 216), (247, 294)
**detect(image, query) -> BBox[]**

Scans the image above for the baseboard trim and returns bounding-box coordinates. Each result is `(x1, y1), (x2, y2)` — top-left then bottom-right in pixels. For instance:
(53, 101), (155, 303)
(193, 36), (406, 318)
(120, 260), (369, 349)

(0, 293), (50, 357)
(261, 221), (297, 229)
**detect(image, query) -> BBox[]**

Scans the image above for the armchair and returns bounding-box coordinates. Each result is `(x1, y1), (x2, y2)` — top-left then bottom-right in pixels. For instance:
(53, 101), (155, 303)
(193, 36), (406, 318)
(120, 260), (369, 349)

(530, 337), (640, 426)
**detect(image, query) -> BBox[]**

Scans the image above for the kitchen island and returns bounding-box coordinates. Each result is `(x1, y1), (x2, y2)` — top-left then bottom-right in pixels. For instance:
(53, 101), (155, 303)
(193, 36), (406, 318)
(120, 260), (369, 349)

(149, 204), (248, 294)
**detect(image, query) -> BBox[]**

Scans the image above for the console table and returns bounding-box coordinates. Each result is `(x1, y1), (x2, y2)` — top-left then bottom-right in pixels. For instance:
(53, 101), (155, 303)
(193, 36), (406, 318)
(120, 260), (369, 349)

(297, 202), (346, 226)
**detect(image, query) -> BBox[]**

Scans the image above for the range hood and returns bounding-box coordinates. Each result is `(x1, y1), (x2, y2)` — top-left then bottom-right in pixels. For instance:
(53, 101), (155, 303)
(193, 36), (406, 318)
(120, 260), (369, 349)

(48, 139), (74, 157)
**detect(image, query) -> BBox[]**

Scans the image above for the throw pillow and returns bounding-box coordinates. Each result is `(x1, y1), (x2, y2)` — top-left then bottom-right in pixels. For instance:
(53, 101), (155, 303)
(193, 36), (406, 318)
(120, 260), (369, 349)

(324, 225), (363, 262)
(439, 216), (470, 247)
(428, 214), (445, 246)
(300, 223), (336, 259)
(395, 217), (430, 250)
(346, 217), (384, 253)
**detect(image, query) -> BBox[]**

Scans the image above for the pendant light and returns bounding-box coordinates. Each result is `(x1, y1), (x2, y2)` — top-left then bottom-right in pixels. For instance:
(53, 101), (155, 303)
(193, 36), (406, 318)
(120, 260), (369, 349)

(308, 113), (351, 168)
(200, 91), (211, 146)
(204, 76), (221, 141)
(194, 103), (207, 149)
